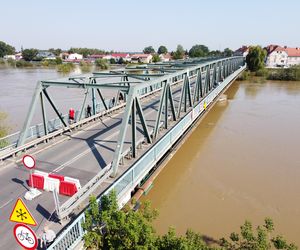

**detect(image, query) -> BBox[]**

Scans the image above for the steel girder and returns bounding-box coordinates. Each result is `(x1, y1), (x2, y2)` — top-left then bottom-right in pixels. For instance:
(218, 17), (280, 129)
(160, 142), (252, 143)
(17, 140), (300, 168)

(17, 57), (245, 180)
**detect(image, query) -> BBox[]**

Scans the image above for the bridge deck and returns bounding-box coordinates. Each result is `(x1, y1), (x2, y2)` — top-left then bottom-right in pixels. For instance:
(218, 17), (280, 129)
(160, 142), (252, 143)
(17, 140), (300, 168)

(0, 79), (193, 250)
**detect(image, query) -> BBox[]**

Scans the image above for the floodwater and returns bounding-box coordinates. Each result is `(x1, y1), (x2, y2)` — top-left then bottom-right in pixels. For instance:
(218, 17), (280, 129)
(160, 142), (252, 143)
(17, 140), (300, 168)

(142, 80), (300, 246)
(0, 66), (120, 132)
(0, 67), (84, 131)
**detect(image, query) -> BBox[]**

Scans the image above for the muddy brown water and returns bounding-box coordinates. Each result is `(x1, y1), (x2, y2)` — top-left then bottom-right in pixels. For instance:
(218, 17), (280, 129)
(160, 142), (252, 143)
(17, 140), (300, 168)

(142, 80), (300, 246)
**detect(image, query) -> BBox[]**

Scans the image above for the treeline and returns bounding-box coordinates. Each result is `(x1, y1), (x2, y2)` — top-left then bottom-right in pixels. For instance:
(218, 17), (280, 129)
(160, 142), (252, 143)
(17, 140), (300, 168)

(82, 191), (297, 250)
(143, 44), (233, 59)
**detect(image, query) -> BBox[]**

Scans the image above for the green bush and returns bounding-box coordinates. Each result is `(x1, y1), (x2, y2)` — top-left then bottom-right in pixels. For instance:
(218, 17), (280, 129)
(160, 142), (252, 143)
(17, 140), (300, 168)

(267, 66), (300, 81)
(0, 58), (5, 65)
(79, 61), (92, 72)
(16, 60), (33, 67)
(95, 58), (109, 69)
(57, 63), (75, 73)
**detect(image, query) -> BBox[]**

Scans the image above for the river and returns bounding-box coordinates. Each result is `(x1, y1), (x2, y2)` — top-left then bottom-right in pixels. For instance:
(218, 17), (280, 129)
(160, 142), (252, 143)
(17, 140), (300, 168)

(142, 80), (300, 246)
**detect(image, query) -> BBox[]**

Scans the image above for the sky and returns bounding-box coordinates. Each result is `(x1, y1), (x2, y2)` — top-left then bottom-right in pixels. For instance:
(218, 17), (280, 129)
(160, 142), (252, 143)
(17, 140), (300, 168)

(1, 0), (300, 52)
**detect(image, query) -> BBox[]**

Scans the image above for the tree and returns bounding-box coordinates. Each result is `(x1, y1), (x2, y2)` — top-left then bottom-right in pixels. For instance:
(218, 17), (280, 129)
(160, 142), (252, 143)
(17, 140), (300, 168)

(223, 48), (233, 57)
(246, 46), (267, 72)
(173, 45), (185, 60)
(189, 44), (209, 58)
(209, 50), (222, 57)
(152, 54), (161, 63)
(82, 191), (158, 249)
(0, 41), (15, 58)
(220, 218), (297, 250)
(48, 48), (62, 56)
(22, 49), (38, 61)
(157, 45), (168, 54)
(143, 46), (155, 54)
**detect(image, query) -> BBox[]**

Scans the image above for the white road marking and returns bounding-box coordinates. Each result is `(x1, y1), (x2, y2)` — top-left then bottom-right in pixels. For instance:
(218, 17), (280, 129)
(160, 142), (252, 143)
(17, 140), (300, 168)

(0, 198), (13, 209)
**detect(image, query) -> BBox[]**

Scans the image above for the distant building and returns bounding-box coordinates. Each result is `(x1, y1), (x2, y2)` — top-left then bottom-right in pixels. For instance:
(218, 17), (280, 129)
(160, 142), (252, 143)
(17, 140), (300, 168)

(59, 52), (69, 60)
(4, 55), (16, 60)
(233, 46), (249, 57)
(36, 51), (56, 60)
(265, 45), (288, 68)
(111, 53), (131, 62)
(265, 45), (300, 68)
(89, 54), (112, 61)
(131, 54), (153, 64)
(159, 53), (172, 62)
(67, 53), (83, 60)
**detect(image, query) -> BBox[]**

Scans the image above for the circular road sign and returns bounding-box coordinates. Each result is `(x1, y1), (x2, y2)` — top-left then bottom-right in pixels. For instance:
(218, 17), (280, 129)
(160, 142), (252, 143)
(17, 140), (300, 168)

(22, 155), (36, 169)
(13, 223), (38, 250)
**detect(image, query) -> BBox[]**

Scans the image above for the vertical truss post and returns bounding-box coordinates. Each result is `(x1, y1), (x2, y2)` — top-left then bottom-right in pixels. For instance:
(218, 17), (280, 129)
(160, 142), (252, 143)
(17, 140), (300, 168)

(168, 83), (176, 121)
(135, 97), (151, 143)
(164, 83), (168, 129)
(40, 91), (48, 137)
(91, 79), (96, 115)
(154, 80), (167, 139)
(111, 87), (136, 177)
(206, 66), (211, 92)
(17, 81), (43, 147)
(177, 75), (185, 118)
(79, 89), (89, 121)
(43, 89), (68, 128)
(131, 98), (136, 158)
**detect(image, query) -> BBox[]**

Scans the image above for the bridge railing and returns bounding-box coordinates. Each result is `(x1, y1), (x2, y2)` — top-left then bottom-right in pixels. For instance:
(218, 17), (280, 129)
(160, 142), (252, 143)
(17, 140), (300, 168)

(0, 100), (111, 152)
(47, 63), (246, 250)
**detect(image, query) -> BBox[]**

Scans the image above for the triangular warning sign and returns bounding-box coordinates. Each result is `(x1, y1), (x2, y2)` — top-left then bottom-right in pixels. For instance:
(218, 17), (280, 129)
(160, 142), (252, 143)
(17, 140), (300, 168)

(9, 198), (37, 226)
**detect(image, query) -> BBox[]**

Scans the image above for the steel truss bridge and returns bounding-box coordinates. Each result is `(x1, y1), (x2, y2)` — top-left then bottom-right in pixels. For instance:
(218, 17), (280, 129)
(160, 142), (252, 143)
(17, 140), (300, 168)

(0, 56), (245, 250)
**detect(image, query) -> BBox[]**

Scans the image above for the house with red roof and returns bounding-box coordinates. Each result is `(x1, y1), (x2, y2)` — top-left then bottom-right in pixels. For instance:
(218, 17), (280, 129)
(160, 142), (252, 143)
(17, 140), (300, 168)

(266, 45), (300, 68)
(131, 54), (153, 64)
(233, 46), (249, 57)
(111, 53), (131, 62)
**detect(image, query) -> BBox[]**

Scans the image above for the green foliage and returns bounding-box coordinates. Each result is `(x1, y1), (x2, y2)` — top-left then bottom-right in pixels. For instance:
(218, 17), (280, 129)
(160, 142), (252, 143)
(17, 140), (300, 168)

(0, 41), (15, 57)
(152, 54), (161, 63)
(110, 58), (116, 64)
(189, 44), (209, 58)
(82, 191), (298, 250)
(220, 218), (297, 250)
(157, 46), (168, 54)
(223, 48), (233, 57)
(95, 59), (109, 69)
(267, 66), (300, 81)
(56, 63), (75, 73)
(16, 60), (33, 67)
(82, 191), (158, 249)
(143, 46), (155, 54)
(69, 47), (106, 57)
(173, 45), (185, 60)
(209, 50), (222, 57)
(80, 61), (92, 72)
(22, 49), (38, 61)
(48, 48), (62, 56)
(0, 58), (5, 65)
(118, 57), (125, 64)
(0, 112), (9, 148)
(246, 46), (267, 72)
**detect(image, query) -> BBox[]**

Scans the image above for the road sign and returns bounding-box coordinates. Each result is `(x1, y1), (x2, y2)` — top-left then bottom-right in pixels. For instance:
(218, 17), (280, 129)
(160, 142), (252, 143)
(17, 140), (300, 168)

(13, 223), (38, 250)
(9, 198), (37, 226)
(22, 155), (36, 169)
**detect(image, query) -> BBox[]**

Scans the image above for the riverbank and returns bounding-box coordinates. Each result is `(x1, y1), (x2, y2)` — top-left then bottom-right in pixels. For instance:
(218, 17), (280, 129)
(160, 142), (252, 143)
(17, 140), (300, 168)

(239, 66), (300, 81)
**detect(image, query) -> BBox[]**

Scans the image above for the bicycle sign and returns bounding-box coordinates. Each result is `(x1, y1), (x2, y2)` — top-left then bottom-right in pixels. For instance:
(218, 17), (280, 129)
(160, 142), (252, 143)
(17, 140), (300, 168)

(13, 223), (38, 250)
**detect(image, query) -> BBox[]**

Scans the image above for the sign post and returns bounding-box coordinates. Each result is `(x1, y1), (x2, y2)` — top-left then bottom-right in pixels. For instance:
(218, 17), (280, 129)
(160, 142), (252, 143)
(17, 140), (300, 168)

(13, 223), (38, 250)
(22, 155), (42, 200)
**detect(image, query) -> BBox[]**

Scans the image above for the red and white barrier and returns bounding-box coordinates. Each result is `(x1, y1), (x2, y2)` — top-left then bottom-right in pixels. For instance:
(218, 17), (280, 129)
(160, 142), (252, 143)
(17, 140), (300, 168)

(28, 170), (81, 196)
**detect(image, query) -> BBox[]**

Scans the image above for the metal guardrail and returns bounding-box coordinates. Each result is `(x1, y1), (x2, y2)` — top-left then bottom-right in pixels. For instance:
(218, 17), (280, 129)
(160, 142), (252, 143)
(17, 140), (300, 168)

(0, 101), (111, 152)
(47, 65), (246, 250)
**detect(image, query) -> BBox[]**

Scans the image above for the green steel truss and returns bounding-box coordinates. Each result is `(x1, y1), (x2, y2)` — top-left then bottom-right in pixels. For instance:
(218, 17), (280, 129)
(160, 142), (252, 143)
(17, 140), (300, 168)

(17, 56), (245, 178)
